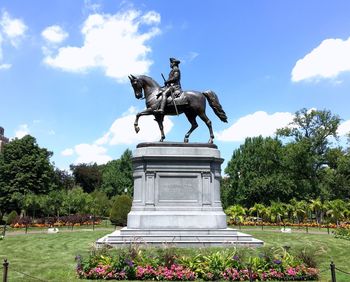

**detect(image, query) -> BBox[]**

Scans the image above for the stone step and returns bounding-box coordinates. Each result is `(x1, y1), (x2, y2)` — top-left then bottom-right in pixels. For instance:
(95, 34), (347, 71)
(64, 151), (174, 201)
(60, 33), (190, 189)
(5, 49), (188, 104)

(119, 227), (239, 236)
(97, 237), (263, 247)
(96, 228), (264, 247)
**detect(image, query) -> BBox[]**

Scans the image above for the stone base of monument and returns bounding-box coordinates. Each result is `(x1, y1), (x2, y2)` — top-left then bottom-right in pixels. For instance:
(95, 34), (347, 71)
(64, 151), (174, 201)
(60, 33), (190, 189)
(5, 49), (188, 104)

(97, 227), (262, 247)
(97, 142), (263, 247)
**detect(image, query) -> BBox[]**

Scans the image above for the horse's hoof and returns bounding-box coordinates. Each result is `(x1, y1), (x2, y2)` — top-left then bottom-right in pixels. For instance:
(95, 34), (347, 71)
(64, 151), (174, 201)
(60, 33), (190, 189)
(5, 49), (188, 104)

(135, 126), (140, 133)
(184, 138), (189, 143)
(208, 138), (213, 144)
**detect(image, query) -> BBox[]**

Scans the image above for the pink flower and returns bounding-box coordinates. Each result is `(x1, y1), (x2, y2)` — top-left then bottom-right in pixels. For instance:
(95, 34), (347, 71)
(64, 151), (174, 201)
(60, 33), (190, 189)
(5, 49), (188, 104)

(287, 267), (297, 276)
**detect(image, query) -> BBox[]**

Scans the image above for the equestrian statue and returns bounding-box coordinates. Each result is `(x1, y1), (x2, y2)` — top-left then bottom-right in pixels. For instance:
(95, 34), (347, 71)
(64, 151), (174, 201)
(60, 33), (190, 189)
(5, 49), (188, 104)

(129, 57), (227, 143)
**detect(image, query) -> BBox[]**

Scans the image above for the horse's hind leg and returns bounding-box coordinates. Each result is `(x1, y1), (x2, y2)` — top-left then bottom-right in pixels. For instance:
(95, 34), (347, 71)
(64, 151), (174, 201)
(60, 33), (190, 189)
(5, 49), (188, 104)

(198, 112), (214, 143)
(184, 112), (198, 143)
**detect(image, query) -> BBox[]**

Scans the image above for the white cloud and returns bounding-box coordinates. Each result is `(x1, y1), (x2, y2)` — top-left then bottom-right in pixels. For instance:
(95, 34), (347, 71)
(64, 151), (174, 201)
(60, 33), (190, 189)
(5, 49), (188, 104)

(216, 111), (294, 142)
(0, 11), (27, 68)
(95, 106), (174, 145)
(141, 11), (161, 24)
(41, 25), (68, 44)
(84, 0), (102, 13)
(292, 37), (350, 82)
(74, 143), (112, 164)
(0, 63), (11, 70)
(15, 124), (30, 139)
(65, 106), (173, 165)
(61, 148), (74, 156)
(338, 120), (350, 136)
(43, 9), (161, 82)
(0, 11), (27, 46)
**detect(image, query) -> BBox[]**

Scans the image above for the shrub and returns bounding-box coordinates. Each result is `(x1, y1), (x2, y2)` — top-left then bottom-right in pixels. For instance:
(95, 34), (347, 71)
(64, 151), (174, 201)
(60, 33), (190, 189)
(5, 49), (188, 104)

(333, 227), (350, 241)
(6, 211), (18, 225)
(110, 195), (132, 227)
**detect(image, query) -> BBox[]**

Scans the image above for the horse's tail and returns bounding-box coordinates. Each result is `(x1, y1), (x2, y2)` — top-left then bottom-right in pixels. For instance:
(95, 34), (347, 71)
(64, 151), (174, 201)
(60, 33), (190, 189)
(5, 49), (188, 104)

(203, 90), (228, 122)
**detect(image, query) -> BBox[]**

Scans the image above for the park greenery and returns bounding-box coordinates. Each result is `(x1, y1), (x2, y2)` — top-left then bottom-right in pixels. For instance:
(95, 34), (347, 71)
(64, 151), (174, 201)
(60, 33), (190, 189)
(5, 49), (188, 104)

(0, 229), (349, 281)
(0, 108), (349, 230)
(76, 246), (319, 280)
(0, 107), (350, 281)
(222, 108), (350, 209)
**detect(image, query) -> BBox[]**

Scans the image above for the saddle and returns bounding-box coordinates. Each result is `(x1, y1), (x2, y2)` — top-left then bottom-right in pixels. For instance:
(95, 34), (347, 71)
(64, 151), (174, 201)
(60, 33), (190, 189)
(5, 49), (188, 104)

(165, 91), (188, 106)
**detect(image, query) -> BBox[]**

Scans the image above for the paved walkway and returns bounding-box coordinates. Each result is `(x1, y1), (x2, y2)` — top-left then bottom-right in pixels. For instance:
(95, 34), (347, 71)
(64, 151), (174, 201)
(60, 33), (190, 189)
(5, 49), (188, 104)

(235, 227), (331, 235)
(3, 226), (333, 236)
(3, 227), (116, 236)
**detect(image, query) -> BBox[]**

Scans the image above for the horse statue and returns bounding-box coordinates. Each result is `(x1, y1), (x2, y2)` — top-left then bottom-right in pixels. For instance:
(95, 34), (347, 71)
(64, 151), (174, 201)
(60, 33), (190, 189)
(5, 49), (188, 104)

(129, 74), (227, 143)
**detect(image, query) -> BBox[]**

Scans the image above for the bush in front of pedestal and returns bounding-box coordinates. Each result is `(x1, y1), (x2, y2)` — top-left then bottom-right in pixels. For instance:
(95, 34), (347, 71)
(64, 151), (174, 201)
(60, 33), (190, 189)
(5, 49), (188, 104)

(76, 247), (319, 281)
(109, 195), (132, 227)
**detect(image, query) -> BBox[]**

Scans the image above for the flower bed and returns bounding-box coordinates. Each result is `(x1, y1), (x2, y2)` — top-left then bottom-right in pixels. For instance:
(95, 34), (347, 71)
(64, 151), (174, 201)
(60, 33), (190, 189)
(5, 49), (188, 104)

(76, 247), (319, 281)
(229, 220), (350, 229)
(10, 214), (101, 228)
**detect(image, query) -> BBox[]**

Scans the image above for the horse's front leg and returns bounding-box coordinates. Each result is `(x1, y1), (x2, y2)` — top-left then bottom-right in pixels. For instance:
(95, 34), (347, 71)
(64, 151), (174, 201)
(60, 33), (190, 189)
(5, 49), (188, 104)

(155, 115), (165, 142)
(134, 108), (153, 133)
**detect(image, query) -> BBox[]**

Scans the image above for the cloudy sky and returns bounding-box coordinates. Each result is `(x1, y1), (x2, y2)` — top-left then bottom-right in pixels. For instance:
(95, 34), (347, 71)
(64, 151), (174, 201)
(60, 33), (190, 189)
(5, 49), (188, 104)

(1, 0), (350, 170)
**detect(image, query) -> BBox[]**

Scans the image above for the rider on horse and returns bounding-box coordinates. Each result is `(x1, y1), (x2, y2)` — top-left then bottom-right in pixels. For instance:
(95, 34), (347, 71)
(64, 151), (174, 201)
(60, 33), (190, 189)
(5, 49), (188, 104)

(155, 57), (182, 114)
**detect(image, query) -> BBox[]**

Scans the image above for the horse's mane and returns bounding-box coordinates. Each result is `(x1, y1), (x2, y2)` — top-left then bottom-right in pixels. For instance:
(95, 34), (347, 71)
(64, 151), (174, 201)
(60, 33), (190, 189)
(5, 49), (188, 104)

(138, 75), (161, 88)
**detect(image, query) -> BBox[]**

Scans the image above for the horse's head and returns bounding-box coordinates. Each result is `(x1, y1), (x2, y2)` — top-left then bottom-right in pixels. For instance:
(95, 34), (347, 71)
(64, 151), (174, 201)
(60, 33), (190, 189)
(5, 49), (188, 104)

(128, 74), (143, 99)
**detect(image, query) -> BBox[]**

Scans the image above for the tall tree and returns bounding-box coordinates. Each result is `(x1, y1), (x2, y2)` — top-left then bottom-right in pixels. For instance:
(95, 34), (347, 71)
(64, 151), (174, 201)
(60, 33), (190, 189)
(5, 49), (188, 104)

(100, 149), (133, 197)
(277, 108), (341, 199)
(0, 135), (55, 214)
(225, 136), (294, 206)
(54, 168), (75, 191)
(70, 163), (102, 193)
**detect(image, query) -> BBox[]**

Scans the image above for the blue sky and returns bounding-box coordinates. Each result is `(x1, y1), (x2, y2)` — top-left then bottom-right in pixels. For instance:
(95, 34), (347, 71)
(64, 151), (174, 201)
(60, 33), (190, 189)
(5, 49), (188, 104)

(1, 0), (350, 170)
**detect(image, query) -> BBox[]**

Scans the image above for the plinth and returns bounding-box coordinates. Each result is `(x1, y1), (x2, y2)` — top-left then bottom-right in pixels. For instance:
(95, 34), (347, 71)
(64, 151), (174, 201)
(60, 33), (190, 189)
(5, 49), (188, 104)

(97, 142), (263, 247)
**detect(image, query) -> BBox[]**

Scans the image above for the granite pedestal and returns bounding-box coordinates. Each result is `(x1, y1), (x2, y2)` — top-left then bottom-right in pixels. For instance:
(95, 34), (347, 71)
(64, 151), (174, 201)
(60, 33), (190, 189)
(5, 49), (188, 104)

(97, 142), (263, 247)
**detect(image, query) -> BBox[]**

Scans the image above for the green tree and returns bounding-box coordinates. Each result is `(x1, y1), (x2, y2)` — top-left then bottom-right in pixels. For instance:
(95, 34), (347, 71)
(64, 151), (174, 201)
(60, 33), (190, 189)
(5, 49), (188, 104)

(225, 204), (246, 224)
(22, 193), (41, 218)
(87, 190), (110, 217)
(225, 136), (294, 206)
(54, 168), (75, 191)
(309, 198), (325, 224)
(277, 108), (341, 199)
(269, 201), (287, 223)
(289, 199), (309, 223)
(326, 199), (347, 226)
(0, 135), (56, 214)
(62, 187), (90, 215)
(70, 163), (102, 193)
(220, 177), (234, 208)
(100, 149), (133, 197)
(249, 203), (266, 220)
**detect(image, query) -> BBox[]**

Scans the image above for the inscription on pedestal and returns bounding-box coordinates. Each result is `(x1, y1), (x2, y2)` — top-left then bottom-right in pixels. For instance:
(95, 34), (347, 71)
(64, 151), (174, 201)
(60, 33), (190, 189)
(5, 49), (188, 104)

(158, 175), (199, 202)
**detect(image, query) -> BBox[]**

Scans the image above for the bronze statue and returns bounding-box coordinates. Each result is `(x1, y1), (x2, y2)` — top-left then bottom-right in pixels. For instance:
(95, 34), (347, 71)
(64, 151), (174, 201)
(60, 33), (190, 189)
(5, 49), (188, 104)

(155, 57), (182, 114)
(129, 58), (227, 143)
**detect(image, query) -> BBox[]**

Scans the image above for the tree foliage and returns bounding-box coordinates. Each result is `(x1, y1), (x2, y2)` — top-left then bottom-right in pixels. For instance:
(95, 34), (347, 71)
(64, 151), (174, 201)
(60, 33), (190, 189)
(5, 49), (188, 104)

(225, 136), (294, 206)
(100, 149), (133, 197)
(0, 135), (55, 214)
(70, 163), (102, 193)
(225, 109), (349, 207)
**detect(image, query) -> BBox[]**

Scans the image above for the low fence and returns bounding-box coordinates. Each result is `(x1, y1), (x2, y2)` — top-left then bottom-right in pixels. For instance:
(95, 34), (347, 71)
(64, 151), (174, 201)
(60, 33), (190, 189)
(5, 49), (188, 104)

(2, 259), (350, 282)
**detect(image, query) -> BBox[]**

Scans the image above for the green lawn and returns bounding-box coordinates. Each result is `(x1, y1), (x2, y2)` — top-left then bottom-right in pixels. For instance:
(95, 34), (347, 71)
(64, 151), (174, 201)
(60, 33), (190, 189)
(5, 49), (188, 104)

(0, 227), (349, 281)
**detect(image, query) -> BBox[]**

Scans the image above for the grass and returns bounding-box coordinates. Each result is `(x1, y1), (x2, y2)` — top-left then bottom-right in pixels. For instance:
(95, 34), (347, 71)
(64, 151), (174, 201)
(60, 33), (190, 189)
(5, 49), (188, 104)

(0, 227), (349, 281)
(0, 230), (111, 282)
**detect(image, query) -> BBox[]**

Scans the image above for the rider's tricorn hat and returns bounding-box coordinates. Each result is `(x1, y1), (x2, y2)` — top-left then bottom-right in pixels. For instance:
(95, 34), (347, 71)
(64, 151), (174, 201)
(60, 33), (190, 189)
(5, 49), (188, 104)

(170, 57), (180, 65)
